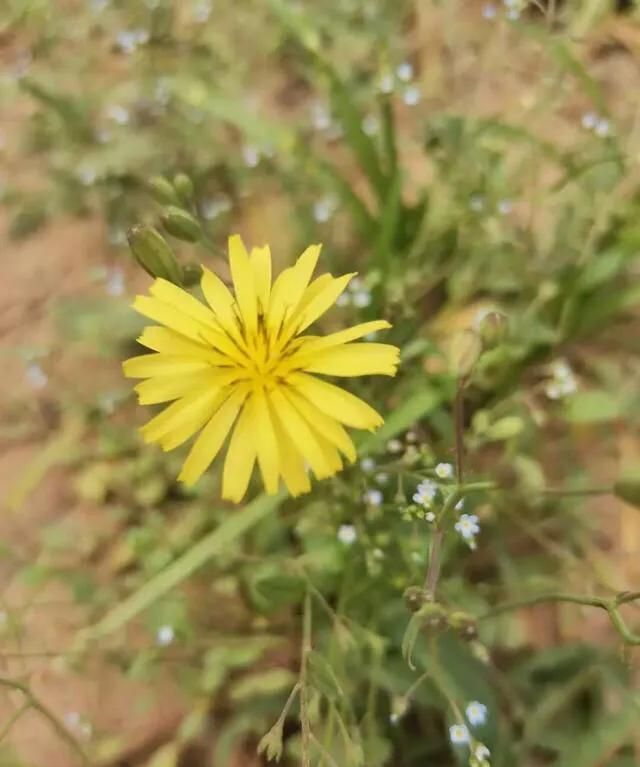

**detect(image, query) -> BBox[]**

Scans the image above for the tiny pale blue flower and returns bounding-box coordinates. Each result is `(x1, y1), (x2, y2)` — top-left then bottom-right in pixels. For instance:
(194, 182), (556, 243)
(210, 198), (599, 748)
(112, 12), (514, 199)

(466, 700), (488, 727)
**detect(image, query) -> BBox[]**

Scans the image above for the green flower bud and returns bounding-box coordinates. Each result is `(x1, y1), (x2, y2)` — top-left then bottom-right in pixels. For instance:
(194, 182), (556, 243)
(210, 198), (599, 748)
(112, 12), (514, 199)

(403, 586), (427, 613)
(614, 475), (640, 509)
(148, 175), (180, 205)
(449, 329), (483, 378)
(181, 263), (203, 287)
(478, 310), (508, 349)
(161, 206), (202, 243)
(127, 225), (183, 285)
(173, 173), (195, 204)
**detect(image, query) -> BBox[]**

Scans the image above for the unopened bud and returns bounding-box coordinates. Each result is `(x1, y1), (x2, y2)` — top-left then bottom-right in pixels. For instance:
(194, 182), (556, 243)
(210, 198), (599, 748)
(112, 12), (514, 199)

(478, 311), (508, 349)
(403, 586), (427, 613)
(148, 175), (180, 205)
(181, 263), (203, 287)
(161, 206), (202, 243)
(127, 225), (183, 285)
(614, 476), (640, 509)
(173, 173), (195, 205)
(449, 329), (482, 378)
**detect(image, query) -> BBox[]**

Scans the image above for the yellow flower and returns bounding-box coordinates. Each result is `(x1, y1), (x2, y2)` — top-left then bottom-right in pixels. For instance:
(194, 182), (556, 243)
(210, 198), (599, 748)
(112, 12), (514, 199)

(123, 235), (399, 502)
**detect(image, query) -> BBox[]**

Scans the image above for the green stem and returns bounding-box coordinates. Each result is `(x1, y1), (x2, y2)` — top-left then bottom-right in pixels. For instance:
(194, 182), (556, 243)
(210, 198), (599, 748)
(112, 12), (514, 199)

(0, 677), (90, 765)
(480, 591), (640, 646)
(300, 592), (313, 767)
(77, 491), (284, 645)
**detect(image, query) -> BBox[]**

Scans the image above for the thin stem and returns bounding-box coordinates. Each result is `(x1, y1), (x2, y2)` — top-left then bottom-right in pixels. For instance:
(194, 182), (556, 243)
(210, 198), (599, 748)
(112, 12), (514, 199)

(0, 677), (90, 765)
(0, 702), (29, 741)
(480, 591), (640, 646)
(424, 527), (444, 599)
(540, 486), (612, 497)
(300, 592), (313, 767)
(454, 379), (465, 484)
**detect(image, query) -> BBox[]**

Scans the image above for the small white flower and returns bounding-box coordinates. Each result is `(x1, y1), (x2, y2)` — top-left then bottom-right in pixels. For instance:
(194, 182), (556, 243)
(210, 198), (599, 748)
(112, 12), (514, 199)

(412, 479), (437, 507)
(581, 111), (598, 130)
(595, 118), (610, 138)
(546, 359), (577, 399)
(64, 711), (81, 729)
(336, 292), (351, 308)
(405, 430), (418, 443)
(360, 457), (376, 473)
(364, 488), (383, 506)
(105, 268), (125, 297)
(352, 290), (372, 308)
(455, 498), (465, 511)
(378, 74), (395, 94)
(337, 524), (357, 545)
(482, 3), (497, 19)
(313, 196), (336, 223)
(242, 145), (260, 168)
(106, 104), (130, 125)
(348, 276), (364, 292)
(474, 743), (491, 761)
(387, 438), (403, 454)
(201, 196), (232, 220)
(466, 700), (488, 727)
(311, 102), (332, 131)
(455, 514), (480, 544)
(396, 61), (414, 82)
(77, 165), (97, 186)
(449, 723), (470, 745)
(25, 362), (48, 390)
(362, 114), (379, 136)
(375, 472), (389, 485)
(425, 511), (436, 523)
(156, 625), (175, 647)
(506, 7), (520, 19)
(497, 198), (513, 215)
(403, 86), (421, 107)
(389, 712), (400, 725)
(435, 462), (454, 479)
(192, 1), (212, 23)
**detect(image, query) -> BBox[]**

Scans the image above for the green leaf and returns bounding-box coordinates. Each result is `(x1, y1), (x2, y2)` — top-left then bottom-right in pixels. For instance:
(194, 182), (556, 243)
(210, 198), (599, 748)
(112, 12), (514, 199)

(251, 572), (306, 612)
(78, 491), (285, 644)
(358, 386), (443, 453)
(307, 651), (344, 701)
(563, 391), (622, 424)
(230, 668), (297, 702)
(554, 692), (640, 767)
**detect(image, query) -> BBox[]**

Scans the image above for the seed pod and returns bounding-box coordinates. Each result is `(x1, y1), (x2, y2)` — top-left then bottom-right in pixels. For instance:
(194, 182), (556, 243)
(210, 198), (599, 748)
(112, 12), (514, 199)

(478, 310), (508, 349)
(173, 173), (195, 205)
(161, 206), (202, 243)
(127, 225), (183, 285)
(449, 329), (482, 378)
(148, 175), (180, 205)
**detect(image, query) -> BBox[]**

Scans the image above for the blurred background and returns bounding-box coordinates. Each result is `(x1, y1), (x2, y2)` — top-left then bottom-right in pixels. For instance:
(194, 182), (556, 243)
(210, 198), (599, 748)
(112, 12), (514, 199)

(1, 1), (640, 765)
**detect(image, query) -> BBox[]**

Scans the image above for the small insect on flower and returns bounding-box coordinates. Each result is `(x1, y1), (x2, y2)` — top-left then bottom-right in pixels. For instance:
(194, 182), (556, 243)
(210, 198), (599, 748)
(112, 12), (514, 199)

(466, 701), (488, 727)
(124, 236), (400, 501)
(449, 723), (470, 745)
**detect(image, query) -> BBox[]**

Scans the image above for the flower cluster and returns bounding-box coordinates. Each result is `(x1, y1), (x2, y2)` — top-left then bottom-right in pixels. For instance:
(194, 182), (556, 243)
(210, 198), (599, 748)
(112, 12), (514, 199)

(449, 701), (490, 765)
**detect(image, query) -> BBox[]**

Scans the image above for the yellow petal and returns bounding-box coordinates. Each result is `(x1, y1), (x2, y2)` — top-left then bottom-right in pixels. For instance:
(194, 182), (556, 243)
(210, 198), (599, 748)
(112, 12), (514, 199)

(149, 278), (217, 328)
(250, 245), (272, 313)
(133, 295), (213, 344)
(135, 369), (224, 405)
(222, 401), (257, 502)
(282, 387), (356, 463)
(137, 326), (213, 358)
(140, 388), (221, 446)
(270, 408), (311, 496)
(296, 320), (391, 352)
(268, 245), (321, 330)
(228, 234), (258, 334)
(253, 388), (280, 495)
(178, 387), (248, 486)
(289, 373), (383, 431)
(269, 388), (335, 479)
(300, 343), (400, 377)
(296, 273), (355, 332)
(200, 267), (245, 346)
(123, 354), (211, 379)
